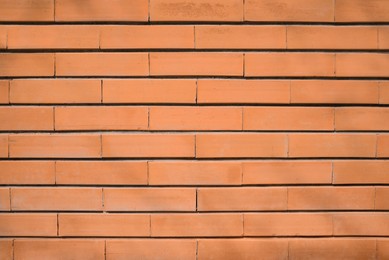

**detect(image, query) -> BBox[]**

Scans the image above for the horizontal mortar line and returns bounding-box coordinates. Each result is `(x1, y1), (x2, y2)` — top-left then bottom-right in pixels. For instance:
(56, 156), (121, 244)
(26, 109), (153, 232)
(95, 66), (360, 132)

(2, 210), (389, 213)
(1, 104), (389, 107)
(1, 158), (389, 161)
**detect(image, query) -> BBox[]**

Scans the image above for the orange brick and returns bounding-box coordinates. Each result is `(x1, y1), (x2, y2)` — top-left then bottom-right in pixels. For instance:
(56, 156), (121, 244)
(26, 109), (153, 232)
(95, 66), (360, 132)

(0, 135), (7, 158)
(291, 80), (379, 104)
(335, 0), (389, 22)
(287, 26), (378, 49)
(245, 0), (334, 22)
(378, 135), (389, 157)
(55, 0), (148, 21)
(150, 53), (243, 76)
(8, 26), (99, 49)
(288, 187), (375, 210)
(0, 107), (53, 131)
(106, 240), (196, 260)
(198, 188), (287, 211)
(380, 82), (389, 104)
(243, 161), (332, 185)
(0, 53), (54, 76)
(335, 108), (389, 130)
(151, 214), (242, 237)
(103, 79), (196, 104)
(289, 239), (377, 260)
(149, 161), (242, 185)
(379, 27), (389, 49)
(59, 214), (149, 237)
(0, 161), (55, 185)
(14, 240), (105, 260)
(198, 239), (288, 260)
(333, 161), (389, 184)
(288, 134), (377, 158)
(0, 0), (54, 21)
(104, 188), (196, 211)
(0, 214), (57, 236)
(10, 79), (101, 104)
(336, 53), (389, 77)
(197, 80), (290, 104)
(196, 134), (287, 158)
(0, 81), (8, 104)
(101, 26), (194, 49)
(376, 188), (389, 210)
(150, 107), (242, 130)
(0, 240), (12, 260)
(244, 213), (332, 236)
(195, 26), (286, 49)
(11, 188), (102, 211)
(150, 0), (243, 21)
(9, 134), (101, 158)
(245, 53), (335, 77)
(56, 53), (149, 76)
(334, 213), (389, 236)
(0, 27), (7, 49)
(56, 161), (147, 185)
(378, 240), (389, 259)
(102, 134), (194, 158)
(244, 107), (334, 130)
(0, 188), (10, 211)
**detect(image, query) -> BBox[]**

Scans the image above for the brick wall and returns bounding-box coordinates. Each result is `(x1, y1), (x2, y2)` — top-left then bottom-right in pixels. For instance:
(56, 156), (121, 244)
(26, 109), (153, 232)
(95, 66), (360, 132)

(0, 0), (389, 259)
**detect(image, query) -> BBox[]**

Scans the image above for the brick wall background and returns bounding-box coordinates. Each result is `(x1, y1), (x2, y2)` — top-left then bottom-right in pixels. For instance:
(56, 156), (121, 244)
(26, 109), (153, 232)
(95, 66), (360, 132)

(0, 0), (389, 259)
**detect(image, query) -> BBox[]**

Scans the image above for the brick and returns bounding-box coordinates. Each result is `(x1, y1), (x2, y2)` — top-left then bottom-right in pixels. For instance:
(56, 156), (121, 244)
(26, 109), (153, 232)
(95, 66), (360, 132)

(149, 161), (242, 185)
(56, 53), (149, 76)
(150, 0), (243, 21)
(198, 188), (287, 211)
(242, 161), (332, 185)
(0, 188), (10, 211)
(11, 188), (102, 211)
(0, 135), (7, 158)
(291, 80), (379, 104)
(0, 54), (54, 76)
(289, 239), (377, 260)
(195, 26), (286, 49)
(377, 135), (389, 157)
(103, 79), (196, 104)
(335, 0), (389, 22)
(0, 27), (7, 49)
(59, 214), (149, 237)
(56, 161), (147, 185)
(0, 107), (53, 131)
(150, 53), (243, 76)
(288, 187), (375, 210)
(379, 27), (389, 49)
(10, 79), (101, 104)
(55, 0), (148, 21)
(0, 81), (8, 104)
(0, 240), (12, 260)
(9, 134), (101, 158)
(0, 161), (54, 185)
(245, 53), (335, 77)
(333, 161), (389, 184)
(151, 214), (242, 237)
(8, 25), (99, 49)
(106, 240), (196, 260)
(335, 108), (389, 130)
(336, 53), (389, 77)
(197, 80), (290, 104)
(0, 214), (57, 236)
(380, 82), (389, 104)
(378, 240), (389, 259)
(288, 134), (377, 158)
(245, 0), (334, 22)
(104, 188), (196, 211)
(55, 106), (148, 130)
(102, 134), (195, 158)
(14, 240), (105, 260)
(244, 213), (332, 236)
(244, 107), (334, 130)
(333, 213), (389, 236)
(287, 26), (378, 50)
(196, 134), (287, 158)
(150, 107), (242, 130)
(101, 26), (194, 49)
(376, 188), (389, 210)
(0, 0), (54, 21)
(198, 239), (288, 260)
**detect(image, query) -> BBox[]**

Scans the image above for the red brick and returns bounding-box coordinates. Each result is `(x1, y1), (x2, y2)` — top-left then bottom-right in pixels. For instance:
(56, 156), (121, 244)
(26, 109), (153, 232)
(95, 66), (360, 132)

(245, 53), (335, 77)
(378, 240), (389, 259)
(150, 53), (243, 76)
(198, 188), (287, 211)
(335, 108), (389, 130)
(288, 187), (375, 210)
(0, 54), (54, 76)
(336, 53), (389, 77)
(0, 240), (12, 260)
(14, 240), (105, 260)
(335, 0), (389, 22)
(243, 161), (332, 185)
(0, 0), (54, 21)
(378, 135), (389, 157)
(0, 27), (6, 49)
(376, 188), (389, 210)
(197, 80), (290, 104)
(333, 213), (389, 236)
(56, 53), (149, 76)
(379, 27), (389, 49)
(0, 161), (54, 185)
(0, 107), (53, 131)
(150, 0), (243, 21)
(0, 214), (57, 236)
(0, 81), (8, 104)
(104, 188), (196, 211)
(149, 161), (242, 185)
(380, 82), (389, 104)
(197, 134), (287, 158)
(0, 188), (10, 211)
(333, 161), (389, 184)
(151, 214), (242, 237)
(56, 161), (147, 185)
(55, 0), (148, 21)
(0, 135), (8, 158)
(150, 107), (242, 130)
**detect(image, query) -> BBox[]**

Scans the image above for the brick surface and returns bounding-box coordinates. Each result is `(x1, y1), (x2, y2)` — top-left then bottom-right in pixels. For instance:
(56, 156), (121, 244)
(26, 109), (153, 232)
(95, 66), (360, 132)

(333, 161), (389, 184)
(0, 81), (8, 104)
(0, 135), (8, 158)
(0, 214), (57, 236)
(335, 0), (389, 22)
(336, 53), (389, 77)
(0, 161), (55, 185)
(335, 107), (389, 130)
(0, 0), (54, 21)
(0, 188), (10, 211)
(0, 54), (54, 77)
(377, 135), (389, 157)
(376, 188), (389, 210)
(0, 107), (53, 131)
(333, 213), (389, 236)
